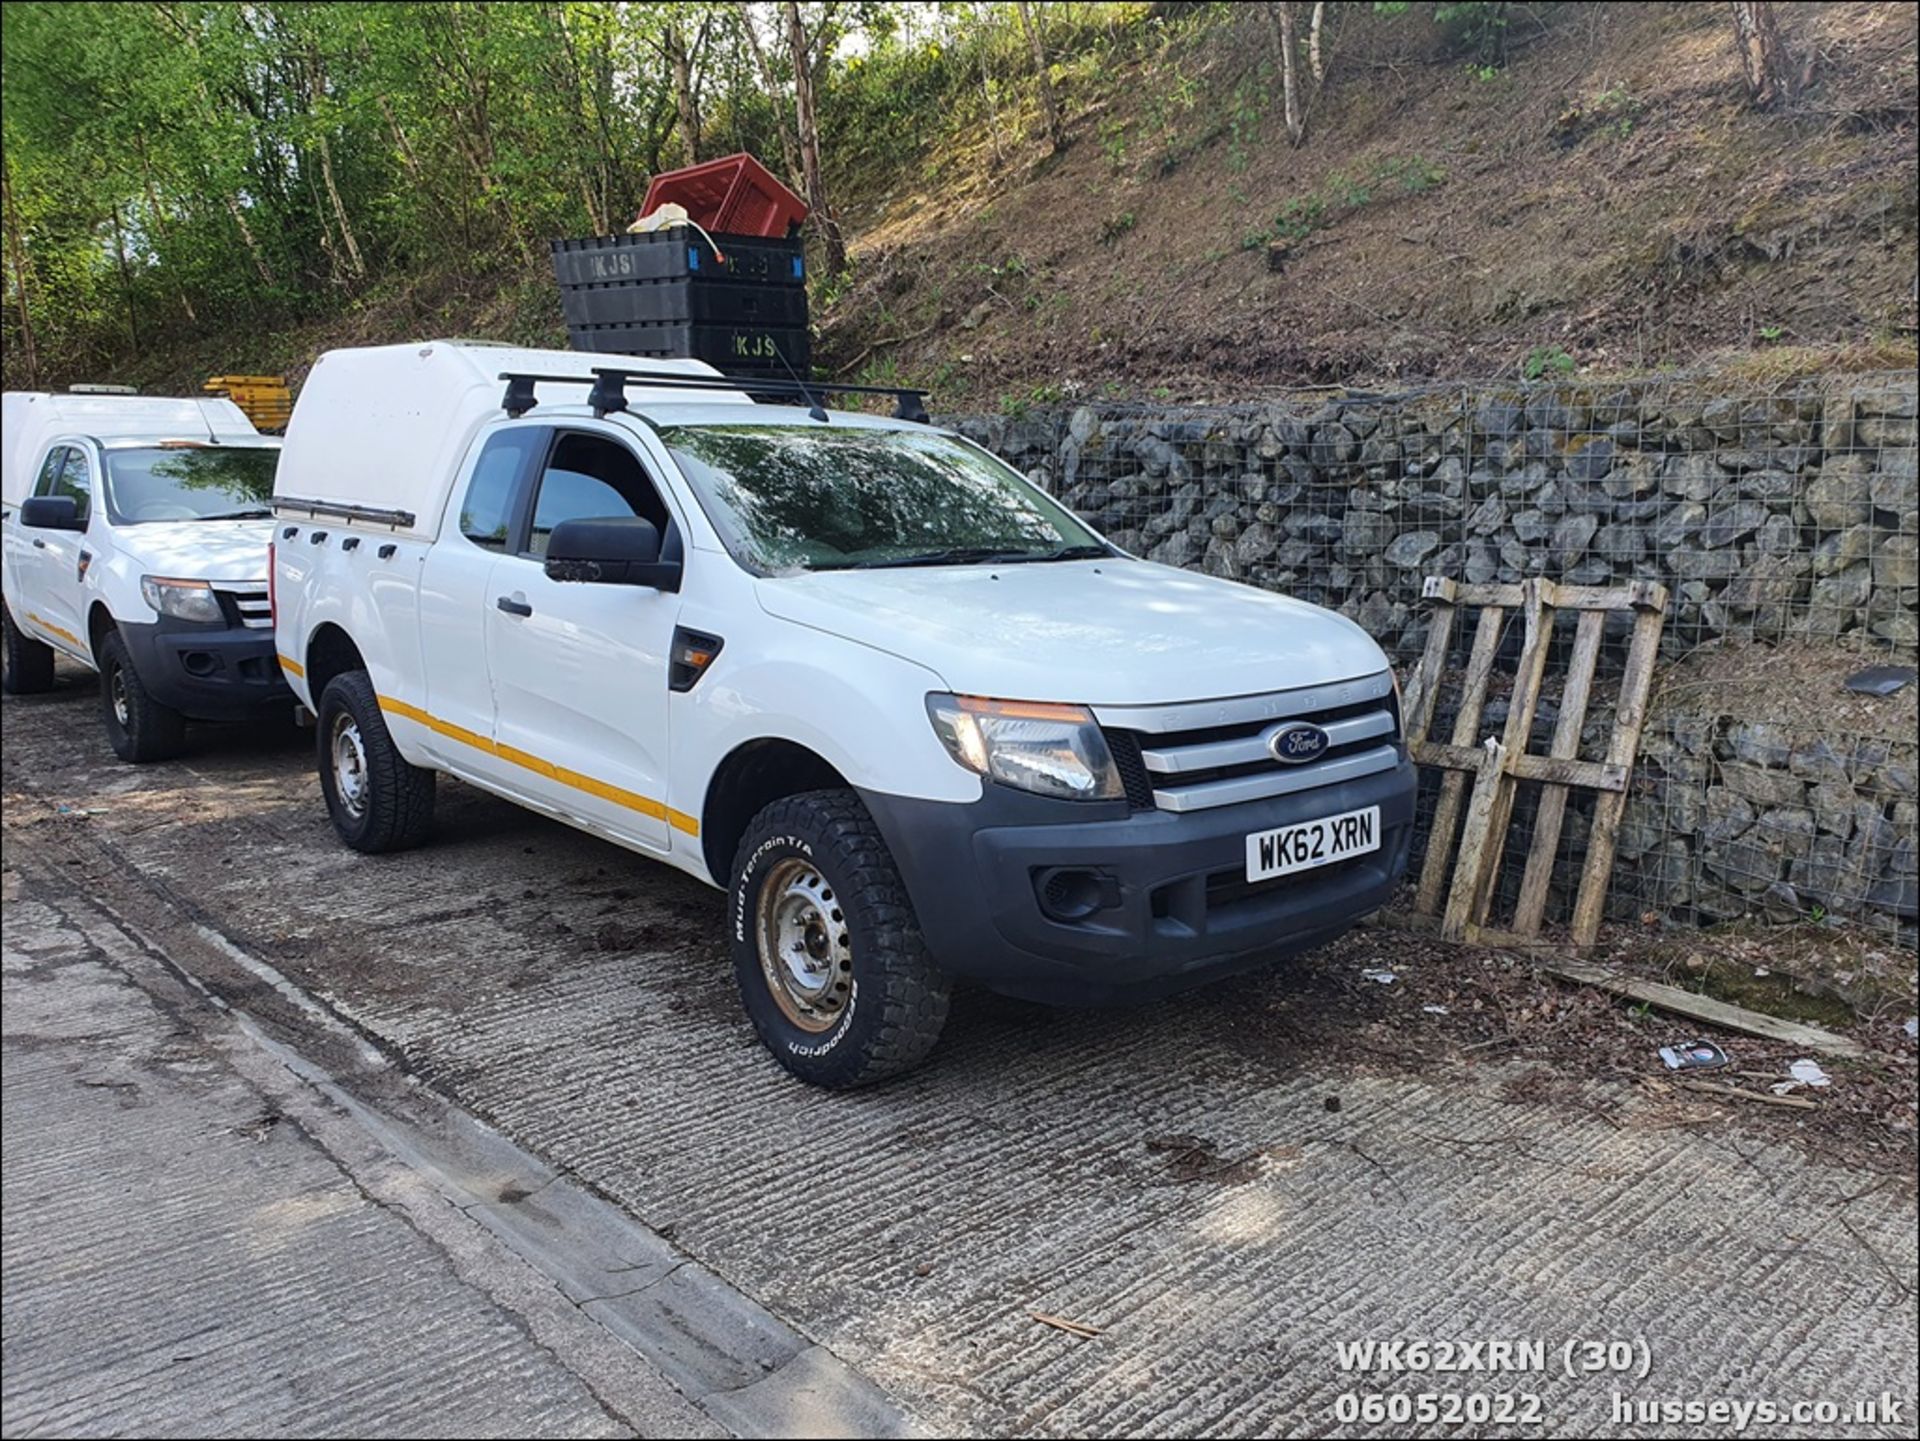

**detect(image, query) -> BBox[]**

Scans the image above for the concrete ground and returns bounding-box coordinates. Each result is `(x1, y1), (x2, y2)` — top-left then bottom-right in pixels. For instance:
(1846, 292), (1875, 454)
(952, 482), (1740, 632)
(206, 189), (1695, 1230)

(1, 854), (717, 1438)
(3, 666), (1916, 1438)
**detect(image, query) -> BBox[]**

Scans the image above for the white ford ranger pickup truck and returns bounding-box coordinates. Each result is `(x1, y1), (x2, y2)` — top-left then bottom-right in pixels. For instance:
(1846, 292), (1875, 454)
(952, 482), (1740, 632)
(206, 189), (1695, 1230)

(270, 341), (1415, 1086)
(2, 390), (289, 760)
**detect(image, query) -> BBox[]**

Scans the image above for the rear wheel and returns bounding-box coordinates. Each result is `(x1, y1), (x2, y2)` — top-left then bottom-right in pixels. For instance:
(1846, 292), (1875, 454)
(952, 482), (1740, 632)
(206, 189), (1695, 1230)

(730, 789), (950, 1088)
(1, 600), (56, 695)
(315, 669), (436, 853)
(98, 630), (187, 763)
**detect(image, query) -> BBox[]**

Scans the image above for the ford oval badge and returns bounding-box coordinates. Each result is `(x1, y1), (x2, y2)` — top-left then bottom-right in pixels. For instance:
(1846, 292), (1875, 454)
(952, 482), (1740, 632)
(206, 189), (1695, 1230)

(1269, 722), (1331, 765)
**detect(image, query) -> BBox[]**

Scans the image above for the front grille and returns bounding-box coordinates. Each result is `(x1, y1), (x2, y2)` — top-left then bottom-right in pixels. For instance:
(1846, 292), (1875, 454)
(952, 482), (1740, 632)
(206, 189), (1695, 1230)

(218, 584), (273, 630)
(1096, 673), (1401, 814)
(1107, 729), (1156, 809)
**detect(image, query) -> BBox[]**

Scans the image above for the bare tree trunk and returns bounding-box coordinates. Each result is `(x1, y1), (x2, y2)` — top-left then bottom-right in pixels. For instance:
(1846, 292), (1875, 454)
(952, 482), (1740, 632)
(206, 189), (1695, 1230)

(134, 131), (197, 324)
(108, 205), (141, 353)
(738, 2), (803, 189)
(304, 160), (348, 286)
(783, 0), (845, 276)
(1269, 2), (1304, 146)
(154, 5), (279, 285)
(307, 52), (366, 279)
(4, 156), (42, 385)
(545, 3), (609, 231)
(224, 192), (276, 285)
(974, 3), (1006, 165)
(665, 17), (703, 166)
(1015, 0), (1066, 152)
(437, 2), (529, 260)
(375, 94), (423, 178)
(315, 133), (365, 279)
(357, 20), (426, 186)
(1729, 1), (1795, 109)
(1308, 1), (1326, 84)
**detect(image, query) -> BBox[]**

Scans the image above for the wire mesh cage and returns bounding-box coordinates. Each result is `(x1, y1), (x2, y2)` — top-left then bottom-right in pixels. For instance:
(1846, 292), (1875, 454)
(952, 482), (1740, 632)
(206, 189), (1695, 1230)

(948, 370), (1918, 943)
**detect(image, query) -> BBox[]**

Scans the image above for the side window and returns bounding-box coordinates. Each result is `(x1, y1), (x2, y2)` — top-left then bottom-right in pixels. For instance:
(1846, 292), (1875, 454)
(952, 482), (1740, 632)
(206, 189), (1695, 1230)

(56, 449), (93, 521)
(32, 447), (68, 498)
(460, 428), (543, 552)
(524, 433), (668, 560)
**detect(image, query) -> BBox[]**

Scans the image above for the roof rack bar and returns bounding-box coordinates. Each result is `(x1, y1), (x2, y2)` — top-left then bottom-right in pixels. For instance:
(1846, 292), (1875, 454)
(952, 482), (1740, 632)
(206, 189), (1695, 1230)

(589, 365), (928, 399)
(495, 368), (932, 424)
(274, 494), (417, 530)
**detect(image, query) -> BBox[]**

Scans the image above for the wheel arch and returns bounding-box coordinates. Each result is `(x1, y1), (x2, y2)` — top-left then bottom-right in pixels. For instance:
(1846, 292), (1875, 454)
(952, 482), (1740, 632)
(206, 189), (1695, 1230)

(701, 738), (852, 885)
(86, 601), (116, 667)
(303, 623), (367, 703)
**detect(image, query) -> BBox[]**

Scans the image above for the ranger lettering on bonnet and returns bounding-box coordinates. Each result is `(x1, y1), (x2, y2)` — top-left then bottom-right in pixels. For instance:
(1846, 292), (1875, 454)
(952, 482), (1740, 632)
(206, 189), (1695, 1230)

(269, 341), (1416, 1087)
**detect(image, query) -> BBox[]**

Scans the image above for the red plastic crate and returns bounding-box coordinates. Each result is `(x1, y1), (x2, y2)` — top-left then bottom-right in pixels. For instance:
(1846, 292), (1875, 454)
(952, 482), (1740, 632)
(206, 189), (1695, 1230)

(641, 153), (808, 240)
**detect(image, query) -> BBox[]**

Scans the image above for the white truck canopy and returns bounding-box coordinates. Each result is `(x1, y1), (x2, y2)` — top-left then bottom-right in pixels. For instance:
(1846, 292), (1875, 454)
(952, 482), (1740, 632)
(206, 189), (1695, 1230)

(2, 391), (258, 507)
(273, 341), (746, 540)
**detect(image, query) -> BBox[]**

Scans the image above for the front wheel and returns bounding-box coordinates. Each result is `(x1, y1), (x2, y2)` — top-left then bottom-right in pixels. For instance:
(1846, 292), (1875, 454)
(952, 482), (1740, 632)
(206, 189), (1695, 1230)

(98, 630), (187, 763)
(315, 669), (436, 853)
(730, 789), (951, 1088)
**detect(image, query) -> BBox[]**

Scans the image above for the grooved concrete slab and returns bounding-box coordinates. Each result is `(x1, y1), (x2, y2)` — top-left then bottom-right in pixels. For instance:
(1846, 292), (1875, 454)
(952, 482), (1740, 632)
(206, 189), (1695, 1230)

(5, 675), (1916, 1438)
(0, 909), (630, 1440)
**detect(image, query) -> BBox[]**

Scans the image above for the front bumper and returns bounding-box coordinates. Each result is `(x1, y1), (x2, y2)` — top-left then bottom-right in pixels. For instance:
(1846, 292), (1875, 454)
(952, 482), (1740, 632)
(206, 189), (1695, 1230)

(117, 616), (292, 722)
(859, 754), (1417, 1004)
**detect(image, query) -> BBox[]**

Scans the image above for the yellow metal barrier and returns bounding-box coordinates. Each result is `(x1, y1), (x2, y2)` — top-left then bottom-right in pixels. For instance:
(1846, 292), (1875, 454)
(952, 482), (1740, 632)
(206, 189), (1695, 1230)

(204, 374), (293, 433)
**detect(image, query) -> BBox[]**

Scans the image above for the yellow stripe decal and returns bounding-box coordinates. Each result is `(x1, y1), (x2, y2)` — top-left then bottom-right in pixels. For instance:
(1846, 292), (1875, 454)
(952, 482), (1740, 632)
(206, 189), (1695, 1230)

(26, 613), (82, 649)
(277, 654), (305, 678)
(376, 694), (699, 836)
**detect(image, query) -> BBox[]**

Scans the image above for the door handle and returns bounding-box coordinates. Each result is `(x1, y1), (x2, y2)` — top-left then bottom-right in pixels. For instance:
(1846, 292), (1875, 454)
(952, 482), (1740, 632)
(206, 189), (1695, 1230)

(496, 595), (533, 617)
(32, 538), (46, 549)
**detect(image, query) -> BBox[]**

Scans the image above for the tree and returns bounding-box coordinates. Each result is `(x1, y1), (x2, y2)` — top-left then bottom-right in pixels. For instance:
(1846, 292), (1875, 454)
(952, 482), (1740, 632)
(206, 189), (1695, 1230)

(1308, 1), (1326, 84)
(736, 2), (804, 187)
(1729, 1), (1796, 109)
(2, 152), (40, 385)
(640, 5), (715, 169)
(1014, 0), (1066, 153)
(782, 1), (846, 278)
(1267, 2), (1304, 147)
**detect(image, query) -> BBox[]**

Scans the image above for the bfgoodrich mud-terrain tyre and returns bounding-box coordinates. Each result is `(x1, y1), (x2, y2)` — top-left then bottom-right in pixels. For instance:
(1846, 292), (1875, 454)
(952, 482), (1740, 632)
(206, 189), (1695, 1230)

(731, 789), (952, 1088)
(315, 669), (436, 853)
(98, 629), (188, 763)
(1, 600), (56, 695)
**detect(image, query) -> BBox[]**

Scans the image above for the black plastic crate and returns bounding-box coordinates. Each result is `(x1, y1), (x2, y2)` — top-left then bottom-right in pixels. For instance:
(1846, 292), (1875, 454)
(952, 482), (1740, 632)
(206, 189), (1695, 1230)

(556, 279), (808, 330)
(552, 228), (804, 287)
(552, 229), (810, 372)
(565, 320), (810, 376)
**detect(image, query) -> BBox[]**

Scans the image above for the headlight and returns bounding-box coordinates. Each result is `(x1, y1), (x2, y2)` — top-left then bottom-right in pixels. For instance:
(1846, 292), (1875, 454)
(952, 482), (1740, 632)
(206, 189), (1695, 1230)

(140, 576), (224, 624)
(926, 693), (1123, 801)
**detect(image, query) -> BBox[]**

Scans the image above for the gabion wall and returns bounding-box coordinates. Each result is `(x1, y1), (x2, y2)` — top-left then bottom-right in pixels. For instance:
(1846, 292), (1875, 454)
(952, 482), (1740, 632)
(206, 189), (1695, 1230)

(948, 372), (1918, 955)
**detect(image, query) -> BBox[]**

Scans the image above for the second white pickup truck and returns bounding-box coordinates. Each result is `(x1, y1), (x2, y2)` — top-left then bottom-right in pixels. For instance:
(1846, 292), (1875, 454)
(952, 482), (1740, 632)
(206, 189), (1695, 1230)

(271, 341), (1415, 1086)
(2, 389), (289, 760)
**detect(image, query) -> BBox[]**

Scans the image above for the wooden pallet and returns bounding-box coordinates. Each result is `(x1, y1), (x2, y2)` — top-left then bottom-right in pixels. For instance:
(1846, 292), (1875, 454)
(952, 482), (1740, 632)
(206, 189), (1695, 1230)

(1398, 576), (1668, 949)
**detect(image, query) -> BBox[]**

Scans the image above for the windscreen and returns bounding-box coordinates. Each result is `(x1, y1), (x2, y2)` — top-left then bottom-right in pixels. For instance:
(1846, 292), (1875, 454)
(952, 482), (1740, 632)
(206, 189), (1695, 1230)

(103, 445), (280, 524)
(655, 424), (1106, 573)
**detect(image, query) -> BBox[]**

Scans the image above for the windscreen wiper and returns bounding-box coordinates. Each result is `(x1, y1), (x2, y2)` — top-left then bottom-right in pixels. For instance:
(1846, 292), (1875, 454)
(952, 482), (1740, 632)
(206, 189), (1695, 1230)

(195, 506), (275, 520)
(848, 546), (1026, 569)
(849, 543), (1110, 570)
(994, 543), (1112, 563)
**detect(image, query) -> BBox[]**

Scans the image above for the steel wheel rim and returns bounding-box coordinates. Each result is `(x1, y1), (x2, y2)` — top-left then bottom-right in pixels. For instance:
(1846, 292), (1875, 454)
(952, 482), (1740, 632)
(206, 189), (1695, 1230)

(110, 667), (131, 727)
(330, 713), (370, 819)
(755, 857), (852, 1033)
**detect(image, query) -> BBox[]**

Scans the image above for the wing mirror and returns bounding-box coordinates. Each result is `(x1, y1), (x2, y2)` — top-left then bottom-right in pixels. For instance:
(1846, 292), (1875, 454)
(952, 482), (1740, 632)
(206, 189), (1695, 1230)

(545, 516), (682, 592)
(20, 495), (85, 531)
